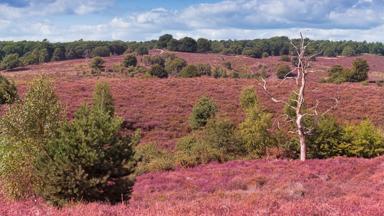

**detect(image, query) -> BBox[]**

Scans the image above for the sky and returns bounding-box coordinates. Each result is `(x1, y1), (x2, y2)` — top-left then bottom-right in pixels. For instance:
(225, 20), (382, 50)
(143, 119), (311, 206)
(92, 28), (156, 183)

(0, 0), (384, 42)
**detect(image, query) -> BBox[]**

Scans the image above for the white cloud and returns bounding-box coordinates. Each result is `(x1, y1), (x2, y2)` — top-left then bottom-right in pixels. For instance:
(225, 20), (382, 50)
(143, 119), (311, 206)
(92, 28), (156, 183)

(1, 0), (384, 42)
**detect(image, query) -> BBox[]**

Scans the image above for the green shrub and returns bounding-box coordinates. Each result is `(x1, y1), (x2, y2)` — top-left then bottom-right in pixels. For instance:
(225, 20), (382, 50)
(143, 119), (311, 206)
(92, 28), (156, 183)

(0, 75), (18, 104)
(189, 96), (218, 130)
(347, 58), (369, 82)
(122, 54), (137, 67)
(342, 46), (355, 57)
(174, 135), (222, 168)
(149, 64), (168, 78)
(135, 46), (149, 55)
(135, 143), (174, 174)
(341, 120), (384, 158)
(93, 82), (114, 115)
(276, 64), (292, 79)
(291, 56), (299, 67)
(164, 57), (187, 75)
(0, 77), (63, 199)
(1, 54), (21, 70)
(90, 57), (105, 74)
(307, 116), (345, 159)
(196, 64), (212, 76)
(35, 84), (138, 206)
(91, 46), (111, 57)
(212, 67), (228, 78)
(204, 118), (243, 159)
(143, 55), (165, 66)
(238, 87), (274, 157)
(179, 65), (199, 78)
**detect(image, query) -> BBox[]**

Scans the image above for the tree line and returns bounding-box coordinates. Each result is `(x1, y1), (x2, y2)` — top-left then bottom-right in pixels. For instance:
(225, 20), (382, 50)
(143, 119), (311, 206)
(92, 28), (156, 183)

(1, 35), (384, 70)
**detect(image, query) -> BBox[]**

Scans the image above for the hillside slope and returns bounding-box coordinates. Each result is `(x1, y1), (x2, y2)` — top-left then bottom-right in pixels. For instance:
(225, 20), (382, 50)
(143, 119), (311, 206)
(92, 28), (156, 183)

(1, 157), (383, 215)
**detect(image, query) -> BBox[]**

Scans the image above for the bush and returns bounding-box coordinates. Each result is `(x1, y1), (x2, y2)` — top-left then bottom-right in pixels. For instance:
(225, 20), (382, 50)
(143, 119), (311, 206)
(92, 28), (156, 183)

(1, 54), (21, 70)
(262, 52), (269, 58)
(291, 56), (299, 67)
(238, 87), (274, 157)
(204, 118), (243, 159)
(307, 116), (345, 159)
(0, 75), (18, 104)
(178, 37), (197, 52)
(179, 65), (199, 78)
(149, 64), (168, 78)
(0, 77), (63, 199)
(157, 34), (173, 49)
(91, 46), (110, 57)
(143, 55), (165, 66)
(136, 46), (149, 55)
(35, 83), (138, 206)
(341, 120), (384, 158)
(276, 64), (292, 79)
(90, 57), (105, 74)
(51, 47), (65, 61)
(212, 67), (228, 78)
(122, 54), (137, 67)
(189, 96), (218, 130)
(164, 57), (187, 75)
(196, 64), (212, 76)
(93, 82), (114, 115)
(197, 38), (211, 53)
(347, 58), (369, 82)
(242, 47), (262, 58)
(342, 46), (355, 57)
(135, 143), (174, 174)
(174, 135), (222, 168)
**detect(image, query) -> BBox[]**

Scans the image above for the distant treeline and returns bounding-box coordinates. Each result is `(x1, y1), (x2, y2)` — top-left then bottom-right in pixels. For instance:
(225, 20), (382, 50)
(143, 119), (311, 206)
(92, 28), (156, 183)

(1, 35), (384, 70)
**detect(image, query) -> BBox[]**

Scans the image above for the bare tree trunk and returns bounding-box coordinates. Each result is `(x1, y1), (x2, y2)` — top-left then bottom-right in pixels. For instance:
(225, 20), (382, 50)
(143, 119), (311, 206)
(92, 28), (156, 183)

(296, 39), (307, 161)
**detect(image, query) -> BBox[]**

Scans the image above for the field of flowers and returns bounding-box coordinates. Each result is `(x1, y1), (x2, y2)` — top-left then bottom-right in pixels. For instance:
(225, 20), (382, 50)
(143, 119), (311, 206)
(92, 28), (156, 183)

(1, 52), (384, 215)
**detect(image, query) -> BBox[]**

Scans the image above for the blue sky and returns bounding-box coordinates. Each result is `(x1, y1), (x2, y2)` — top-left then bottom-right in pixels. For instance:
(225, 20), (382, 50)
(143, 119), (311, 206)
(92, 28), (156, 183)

(0, 0), (383, 42)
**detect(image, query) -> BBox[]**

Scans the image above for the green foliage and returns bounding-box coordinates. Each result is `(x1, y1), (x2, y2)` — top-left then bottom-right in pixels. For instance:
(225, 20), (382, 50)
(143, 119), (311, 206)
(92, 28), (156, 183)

(91, 46), (111, 57)
(178, 37), (197, 52)
(143, 55), (165, 66)
(135, 46), (149, 55)
(93, 82), (115, 116)
(164, 57), (187, 75)
(189, 96), (218, 130)
(197, 38), (211, 53)
(238, 87), (274, 157)
(135, 143), (174, 174)
(157, 34), (173, 49)
(0, 75), (18, 104)
(36, 105), (138, 206)
(262, 52), (269, 58)
(51, 47), (65, 61)
(1, 54), (21, 70)
(90, 57), (105, 74)
(291, 56), (299, 67)
(179, 65), (199, 78)
(242, 47), (262, 58)
(174, 135), (222, 168)
(0, 77), (63, 199)
(342, 46), (356, 57)
(35, 83), (138, 206)
(307, 116), (345, 159)
(223, 61), (232, 70)
(212, 67), (228, 78)
(204, 118), (243, 158)
(341, 120), (384, 158)
(149, 64), (168, 78)
(276, 64), (292, 79)
(195, 64), (212, 76)
(348, 58), (369, 82)
(122, 54), (137, 67)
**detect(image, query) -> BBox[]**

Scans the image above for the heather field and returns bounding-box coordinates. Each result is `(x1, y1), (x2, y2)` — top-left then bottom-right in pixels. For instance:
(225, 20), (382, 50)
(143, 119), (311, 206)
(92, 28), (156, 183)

(1, 52), (384, 215)
(1, 156), (384, 215)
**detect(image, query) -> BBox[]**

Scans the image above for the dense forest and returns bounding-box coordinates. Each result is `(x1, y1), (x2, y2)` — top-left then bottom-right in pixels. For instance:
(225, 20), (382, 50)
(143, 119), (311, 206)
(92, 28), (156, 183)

(1, 34), (384, 70)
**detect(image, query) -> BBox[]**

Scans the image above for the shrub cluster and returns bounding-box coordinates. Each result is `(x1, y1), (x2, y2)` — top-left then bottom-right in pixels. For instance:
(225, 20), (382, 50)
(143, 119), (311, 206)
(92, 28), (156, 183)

(276, 64), (292, 79)
(325, 58), (369, 83)
(0, 75), (18, 104)
(0, 77), (138, 206)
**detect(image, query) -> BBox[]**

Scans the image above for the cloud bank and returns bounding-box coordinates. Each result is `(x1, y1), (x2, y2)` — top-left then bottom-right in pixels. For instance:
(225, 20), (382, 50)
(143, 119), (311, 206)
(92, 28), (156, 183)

(0, 0), (383, 41)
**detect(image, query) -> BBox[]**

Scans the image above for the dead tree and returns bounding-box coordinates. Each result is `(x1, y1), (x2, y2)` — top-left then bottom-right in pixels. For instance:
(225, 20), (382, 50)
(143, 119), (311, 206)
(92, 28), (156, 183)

(260, 33), (338, 161)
